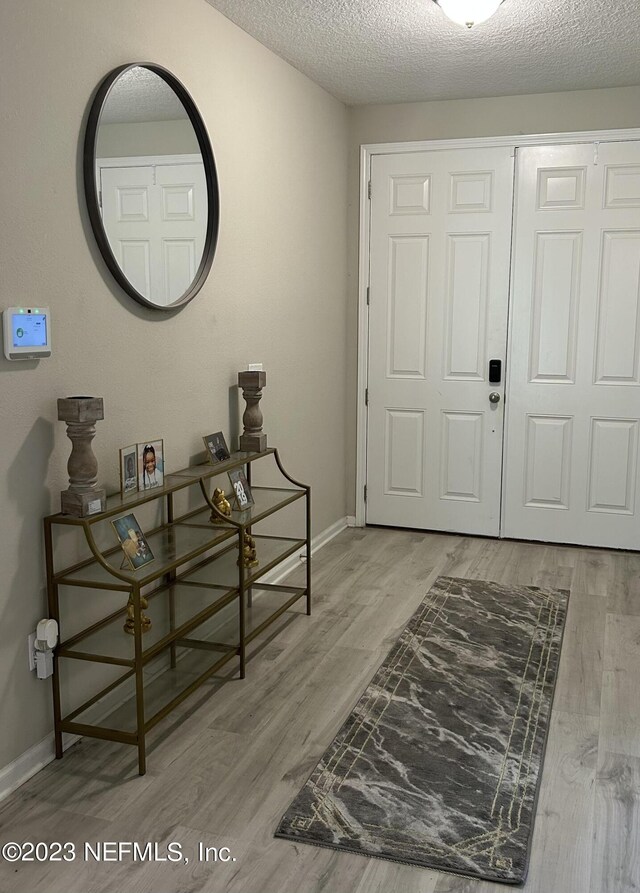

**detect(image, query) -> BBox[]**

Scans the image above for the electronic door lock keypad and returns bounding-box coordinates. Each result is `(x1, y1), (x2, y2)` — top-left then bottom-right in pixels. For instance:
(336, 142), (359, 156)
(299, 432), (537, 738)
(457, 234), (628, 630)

(489, 359), (502, 383)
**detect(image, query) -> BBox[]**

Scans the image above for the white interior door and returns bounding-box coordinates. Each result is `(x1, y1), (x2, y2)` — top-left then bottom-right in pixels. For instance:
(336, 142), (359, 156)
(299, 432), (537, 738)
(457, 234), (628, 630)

(366, 147), (515, 536)
(503, 142), (640, 550)
(99, 157), (206, 306)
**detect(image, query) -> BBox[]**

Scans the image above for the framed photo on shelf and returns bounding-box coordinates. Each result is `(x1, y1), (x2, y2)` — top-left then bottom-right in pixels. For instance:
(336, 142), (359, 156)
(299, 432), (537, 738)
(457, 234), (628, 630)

(119, 444), (138, 495)
(203, 431), (231, 464)
(138, 440), (164, 490)
(111, 513), (155, 571)
(228, 468), (254, 509)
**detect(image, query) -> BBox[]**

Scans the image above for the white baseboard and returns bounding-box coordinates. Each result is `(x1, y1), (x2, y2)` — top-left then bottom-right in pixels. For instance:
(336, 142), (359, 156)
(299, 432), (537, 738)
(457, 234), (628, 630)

(346, 515), (358, 527)
(258, 515), (349, 584)
(308, 515), (349, 554)
(0, 731), (79, 804)
(0, 515), (350, 805)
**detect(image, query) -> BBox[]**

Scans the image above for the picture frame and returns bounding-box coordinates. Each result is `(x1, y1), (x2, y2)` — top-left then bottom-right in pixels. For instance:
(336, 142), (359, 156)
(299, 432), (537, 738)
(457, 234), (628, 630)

(138, 439), (164, 490)
(111, 513), (155, 571)
(228, 467), (254, 509)
(119, 444), (138, 495)
(203, 431), (231, 464)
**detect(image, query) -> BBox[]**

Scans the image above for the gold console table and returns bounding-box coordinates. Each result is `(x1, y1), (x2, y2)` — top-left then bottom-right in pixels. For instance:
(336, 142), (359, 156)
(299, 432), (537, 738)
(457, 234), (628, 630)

(44, 449), (310, 775)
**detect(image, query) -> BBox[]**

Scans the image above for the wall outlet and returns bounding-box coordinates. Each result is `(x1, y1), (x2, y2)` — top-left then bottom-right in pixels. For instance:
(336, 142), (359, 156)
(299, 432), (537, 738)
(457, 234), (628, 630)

(27, 633), (36, 671)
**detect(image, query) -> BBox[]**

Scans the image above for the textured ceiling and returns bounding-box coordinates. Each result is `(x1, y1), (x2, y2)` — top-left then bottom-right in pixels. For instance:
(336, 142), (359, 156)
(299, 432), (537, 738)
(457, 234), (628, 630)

(205, 0), (640, 105)
(101, 67), (188, 124)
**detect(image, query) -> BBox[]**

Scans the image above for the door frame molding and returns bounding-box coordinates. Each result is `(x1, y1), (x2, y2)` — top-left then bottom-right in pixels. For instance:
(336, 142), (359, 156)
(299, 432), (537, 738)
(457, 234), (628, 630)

(356, 127), (640, 527)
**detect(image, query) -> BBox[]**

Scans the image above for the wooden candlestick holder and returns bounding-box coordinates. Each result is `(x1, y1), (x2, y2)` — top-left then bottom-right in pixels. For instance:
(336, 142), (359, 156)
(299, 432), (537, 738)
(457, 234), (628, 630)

(57, 396), (106, 517)
(238, 370), (267, 452)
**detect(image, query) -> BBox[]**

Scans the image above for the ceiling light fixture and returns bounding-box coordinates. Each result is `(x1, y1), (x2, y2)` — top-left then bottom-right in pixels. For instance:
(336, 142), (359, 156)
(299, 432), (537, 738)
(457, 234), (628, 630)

(434, 0), (505, 29)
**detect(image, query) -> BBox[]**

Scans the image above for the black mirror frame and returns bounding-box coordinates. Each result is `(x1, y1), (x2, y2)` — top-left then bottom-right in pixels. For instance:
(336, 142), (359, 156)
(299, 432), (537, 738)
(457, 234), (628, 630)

(83, 63), (220, 311)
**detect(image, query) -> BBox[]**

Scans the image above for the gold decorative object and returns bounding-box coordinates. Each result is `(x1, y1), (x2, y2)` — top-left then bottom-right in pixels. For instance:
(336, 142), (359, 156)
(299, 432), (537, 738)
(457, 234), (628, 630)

(237, 531), (259, 569)
(123, 594), (152, 635)
(210, 487), (232, 523)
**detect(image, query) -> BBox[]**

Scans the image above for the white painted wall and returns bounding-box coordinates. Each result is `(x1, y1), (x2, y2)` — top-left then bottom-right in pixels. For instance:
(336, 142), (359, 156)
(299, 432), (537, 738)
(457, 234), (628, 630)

(0, 0), (349, 773)
(346, 87), (640, 511)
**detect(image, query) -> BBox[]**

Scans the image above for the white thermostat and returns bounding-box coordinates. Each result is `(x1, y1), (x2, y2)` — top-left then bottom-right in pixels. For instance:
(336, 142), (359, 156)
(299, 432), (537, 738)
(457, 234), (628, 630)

(3, 307), (51, 360)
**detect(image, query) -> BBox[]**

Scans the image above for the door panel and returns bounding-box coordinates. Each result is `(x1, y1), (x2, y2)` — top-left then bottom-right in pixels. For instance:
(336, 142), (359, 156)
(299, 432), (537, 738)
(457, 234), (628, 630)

(100, 159), (206, 306)
(503, 142), (640, 549)
(595, 231), (640, 384)
(587, 419), (638, 515)
(387, 235), (429, 378)
(120, 240), (152, 297)
(366, 148), (515, 535)
(384, 410), (426, 496)
(528, 231), (581, 383)
(444, 233), (490, 380)
(440, 412), (483, 502)
(523, 415), (573, 509)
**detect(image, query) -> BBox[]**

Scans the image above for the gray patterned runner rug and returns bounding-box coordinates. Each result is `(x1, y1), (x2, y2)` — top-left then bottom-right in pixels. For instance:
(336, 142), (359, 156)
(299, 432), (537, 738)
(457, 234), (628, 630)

(275, 576), (568, 885)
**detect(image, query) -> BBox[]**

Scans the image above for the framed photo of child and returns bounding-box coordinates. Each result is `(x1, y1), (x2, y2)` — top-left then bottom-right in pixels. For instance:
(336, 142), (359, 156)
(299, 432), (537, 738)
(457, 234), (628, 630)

(111, 513), (155, 571)
(228, 468), (254, 509)
(203, 431), (231, 464)
(119, 444), (138, 495)
(138, 440), (164, 490)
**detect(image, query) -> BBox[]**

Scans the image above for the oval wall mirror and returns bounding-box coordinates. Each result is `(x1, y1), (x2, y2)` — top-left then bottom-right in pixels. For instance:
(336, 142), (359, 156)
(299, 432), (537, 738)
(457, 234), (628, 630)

(84, 63), (219, 310)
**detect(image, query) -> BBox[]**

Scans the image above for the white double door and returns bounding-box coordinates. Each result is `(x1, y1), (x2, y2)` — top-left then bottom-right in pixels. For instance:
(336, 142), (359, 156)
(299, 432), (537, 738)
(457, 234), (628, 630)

(99, 155), (206, 306)
(366, 141), (640, 549)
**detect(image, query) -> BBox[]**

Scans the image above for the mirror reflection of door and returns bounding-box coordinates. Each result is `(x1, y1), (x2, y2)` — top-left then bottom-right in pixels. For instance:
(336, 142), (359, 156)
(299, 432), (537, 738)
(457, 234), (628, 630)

(98, 156), (206, 306)
(94, 67), (208, 307)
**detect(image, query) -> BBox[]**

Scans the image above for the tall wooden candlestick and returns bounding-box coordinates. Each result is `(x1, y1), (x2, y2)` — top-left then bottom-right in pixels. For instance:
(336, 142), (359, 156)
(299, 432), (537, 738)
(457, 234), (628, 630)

(58, 396), (107, 516)
(238, 370), (267, 452)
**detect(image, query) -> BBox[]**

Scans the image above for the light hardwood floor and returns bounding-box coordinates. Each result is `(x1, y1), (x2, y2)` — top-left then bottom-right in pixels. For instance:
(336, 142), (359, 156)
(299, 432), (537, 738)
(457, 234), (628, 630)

(1, 528), (639, 893)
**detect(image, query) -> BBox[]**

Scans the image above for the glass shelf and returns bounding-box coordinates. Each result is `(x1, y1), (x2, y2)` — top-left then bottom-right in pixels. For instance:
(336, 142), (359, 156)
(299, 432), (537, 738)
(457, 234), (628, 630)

(65, 639), (239, 735)
(58, 583), (237, 665)
(46, 449), (273, 525)
(57, 522), (236, 587)
(180, 535), (306, 589)
(183, 486), (304, 529)
(100, 474), (192, 516)
(243, 584), (307, 642)
(61, 585), (305, 735)
(170, 450), (270, 480)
